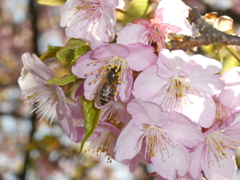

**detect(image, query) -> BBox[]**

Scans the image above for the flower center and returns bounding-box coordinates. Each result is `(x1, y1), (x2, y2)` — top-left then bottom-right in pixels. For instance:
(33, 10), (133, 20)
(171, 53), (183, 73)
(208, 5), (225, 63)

(148, 22), (167, 43)
(24, 85), (58, 123)
(139, 125), (177, 159)
(73, 0), (101, 36)
(84, 132), (116, 163)
(205, 130), (240, 167)
(90, 56), (129, 85)
(107, 56), (129, 71)
(214, 99), (232, 123)
(147, 21), (173, 46)
(76, 0), (101, 21)
(156, 76), (194, 111)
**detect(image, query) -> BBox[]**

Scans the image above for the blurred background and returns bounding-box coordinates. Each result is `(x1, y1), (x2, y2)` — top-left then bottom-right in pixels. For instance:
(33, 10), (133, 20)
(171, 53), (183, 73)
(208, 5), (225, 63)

(1, 0), (240, 180)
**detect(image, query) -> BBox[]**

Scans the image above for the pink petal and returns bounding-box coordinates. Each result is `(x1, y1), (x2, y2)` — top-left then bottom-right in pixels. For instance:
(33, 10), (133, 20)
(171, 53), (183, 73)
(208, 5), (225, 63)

(158, 49), (191, 78)
(92, 44), (130, 59)
(154, 8), (164, 22)
(165, 111), (204, 147)
(219, 67), (240, 109)
(79, 32), (108, 50)
(60, 7), (80, 27)
(56, 110), (75, 141)
(151, 144), (190, 179)
(96, 6), (116, 42)
(117, 68), (133, 102)
(201, 149), (237, 180)
(222, 113), (240, 139)
(72, 51), (107, 78)
(18, 71), (43, 93)
(75, 81), (84, 98)
(22, 53), (55, 81)
(67, 99), (83, 120)
(133, 19), (151, 28)
(127, 99), (168, 126)
(73, 126), (85, 143)
(190, 54), (222, 73)
(189, 144), (204, 179)
(117, 23), (148, 45)
(114, 119), (144, 161)
(84, 74), (102, 101)
(133, 65), (167, 101)
(219, 89), (240, 110)
(188, 66), (224, 97)
(180, 96), (216, 128)
(96, 121), (121, 137)
(158, 0), (192, 35)
(126, 43), (157, 71)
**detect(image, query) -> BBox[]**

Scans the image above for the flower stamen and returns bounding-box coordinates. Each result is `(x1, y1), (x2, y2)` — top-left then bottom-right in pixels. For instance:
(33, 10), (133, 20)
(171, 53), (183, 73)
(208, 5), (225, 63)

(157, 76), (195, 111)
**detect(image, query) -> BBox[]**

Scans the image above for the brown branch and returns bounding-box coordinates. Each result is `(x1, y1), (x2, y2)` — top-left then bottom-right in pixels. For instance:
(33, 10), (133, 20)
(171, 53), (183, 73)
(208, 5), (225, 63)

(17, 0), (39, 179)
(168, 7), (240, 51)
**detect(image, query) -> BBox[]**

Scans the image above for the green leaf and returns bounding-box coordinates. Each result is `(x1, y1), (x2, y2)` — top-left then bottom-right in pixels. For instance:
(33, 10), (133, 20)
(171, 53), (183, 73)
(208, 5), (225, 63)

(80, 97), (101, 153)
(46, 74), (78, 86)
(56, 38), (87, 66)
(37, 0), (66, 6)
(71, 45), (91, 65)
(39, 46), (62, 61)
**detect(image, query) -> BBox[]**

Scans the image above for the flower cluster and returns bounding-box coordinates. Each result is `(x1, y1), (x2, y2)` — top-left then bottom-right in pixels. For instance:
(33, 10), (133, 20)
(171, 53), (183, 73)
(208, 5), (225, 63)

(19, 0), (240, 179)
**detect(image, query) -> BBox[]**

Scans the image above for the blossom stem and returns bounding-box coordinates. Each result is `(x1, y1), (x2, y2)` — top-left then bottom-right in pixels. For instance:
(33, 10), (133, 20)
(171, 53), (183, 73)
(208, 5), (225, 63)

(115, 8), (142, 19)
(224, 45), (240, 63)
(142, 2), (151, 17)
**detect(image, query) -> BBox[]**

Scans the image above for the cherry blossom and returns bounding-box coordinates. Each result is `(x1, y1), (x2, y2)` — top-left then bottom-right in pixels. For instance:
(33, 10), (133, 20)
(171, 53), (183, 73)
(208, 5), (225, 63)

(189, 112), (240, 180)
(72, 43), (157, 106)
(115, 99), (203, 179)
(117, 0), (192, 48)
(132, 49), (224, 127)
(100, 99), (131, 125)
(75, 120), (121, 162)
(18, 53), (76, 141)
(60, 0), (123, 49)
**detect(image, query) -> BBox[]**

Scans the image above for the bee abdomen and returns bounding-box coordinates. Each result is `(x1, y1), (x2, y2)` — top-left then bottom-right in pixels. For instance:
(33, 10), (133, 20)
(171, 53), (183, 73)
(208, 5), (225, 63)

(99, 82), (116, 105)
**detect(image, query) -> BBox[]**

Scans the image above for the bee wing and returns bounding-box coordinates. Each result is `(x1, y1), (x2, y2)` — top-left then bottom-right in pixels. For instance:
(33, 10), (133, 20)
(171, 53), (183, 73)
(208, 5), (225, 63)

(94, 74), (109, 108)
(95, 78), (119, 108)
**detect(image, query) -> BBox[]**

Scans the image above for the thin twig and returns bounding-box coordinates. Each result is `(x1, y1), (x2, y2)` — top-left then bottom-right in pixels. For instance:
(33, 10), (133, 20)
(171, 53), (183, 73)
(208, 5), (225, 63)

(168, 7), (240, 51)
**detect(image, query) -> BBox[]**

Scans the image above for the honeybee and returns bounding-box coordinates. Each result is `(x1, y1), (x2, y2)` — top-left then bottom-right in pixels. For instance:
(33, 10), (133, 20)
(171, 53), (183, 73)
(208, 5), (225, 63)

(97, 67), (119, 106)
